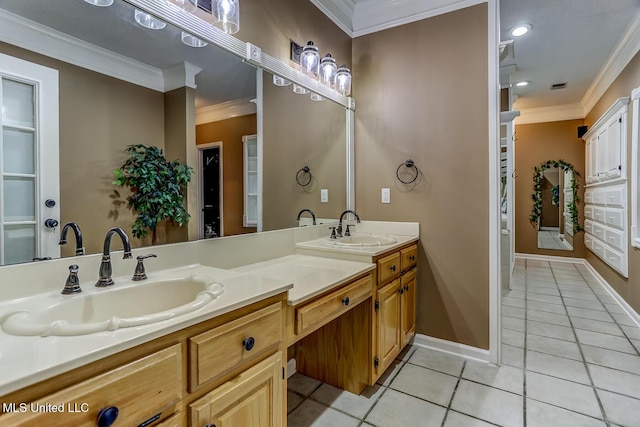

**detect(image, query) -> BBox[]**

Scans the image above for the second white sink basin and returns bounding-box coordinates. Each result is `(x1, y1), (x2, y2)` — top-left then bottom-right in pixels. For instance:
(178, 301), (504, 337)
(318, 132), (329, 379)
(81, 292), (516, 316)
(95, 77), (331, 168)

(326, 234), (398, 247)
(1, 274), (224, 337)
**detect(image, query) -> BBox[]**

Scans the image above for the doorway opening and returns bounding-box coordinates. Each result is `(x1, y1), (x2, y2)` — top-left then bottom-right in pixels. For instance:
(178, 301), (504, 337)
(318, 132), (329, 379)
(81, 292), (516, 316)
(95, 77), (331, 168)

(198, 142), (223, 239)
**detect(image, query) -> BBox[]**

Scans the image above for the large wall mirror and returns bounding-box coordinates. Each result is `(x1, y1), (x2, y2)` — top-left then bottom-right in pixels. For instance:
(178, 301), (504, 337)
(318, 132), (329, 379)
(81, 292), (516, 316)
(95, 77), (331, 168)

(0, 0), (348, 265)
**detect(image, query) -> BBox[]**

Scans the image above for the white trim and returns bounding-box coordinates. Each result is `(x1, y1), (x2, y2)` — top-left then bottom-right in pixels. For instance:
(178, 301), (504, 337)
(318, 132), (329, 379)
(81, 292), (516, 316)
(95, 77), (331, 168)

(0, 9), (165, 92)
(195, 97), (257, 125)
(582, 10), (640, 116)
(514, 252), (586, 263)
(582, 97), (630, 141)
(488, 0), (501, 366)
(163, 62), (202, 92)
(413, 334), (491, 364)
(346, 107), (355, 210)
(286, 358), (297, 378)
(197, 142), (224, 238)
(582, 261), (640, 328)
(515, 103), (586, 125)
(631, 87), (640, 248)
(255, 71), (264, 233)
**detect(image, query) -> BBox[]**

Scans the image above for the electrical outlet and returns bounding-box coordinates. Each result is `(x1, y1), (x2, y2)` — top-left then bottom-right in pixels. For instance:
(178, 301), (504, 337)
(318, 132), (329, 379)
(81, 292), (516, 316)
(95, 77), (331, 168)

(321, 189), (329, 203)
(381, 188), (391, 203)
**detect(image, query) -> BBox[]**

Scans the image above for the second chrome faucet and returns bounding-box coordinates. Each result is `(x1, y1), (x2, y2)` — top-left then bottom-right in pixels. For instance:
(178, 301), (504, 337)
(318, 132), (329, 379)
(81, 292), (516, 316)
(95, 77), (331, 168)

(96, 227), (132, 287)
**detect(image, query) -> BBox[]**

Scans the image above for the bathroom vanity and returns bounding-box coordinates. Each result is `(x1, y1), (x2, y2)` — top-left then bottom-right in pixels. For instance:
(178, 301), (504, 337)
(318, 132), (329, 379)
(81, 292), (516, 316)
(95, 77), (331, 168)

(0, 222), (418, 426)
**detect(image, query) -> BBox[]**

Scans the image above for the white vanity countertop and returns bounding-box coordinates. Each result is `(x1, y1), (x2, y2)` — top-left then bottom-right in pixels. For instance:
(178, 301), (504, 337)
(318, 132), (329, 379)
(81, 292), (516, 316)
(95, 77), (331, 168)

(0, 264), (292, 396)
(233, 254), (375, 305)
(295, 234), (419, 258)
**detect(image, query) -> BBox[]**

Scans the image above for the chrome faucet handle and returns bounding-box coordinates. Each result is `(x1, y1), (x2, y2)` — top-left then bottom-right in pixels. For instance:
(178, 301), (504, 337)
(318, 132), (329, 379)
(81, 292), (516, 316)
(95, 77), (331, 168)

(329, 227), (337, 239)
(345, 224), (353, 237)
(62, 264), (82, 294)
(132, 254), (157, 281)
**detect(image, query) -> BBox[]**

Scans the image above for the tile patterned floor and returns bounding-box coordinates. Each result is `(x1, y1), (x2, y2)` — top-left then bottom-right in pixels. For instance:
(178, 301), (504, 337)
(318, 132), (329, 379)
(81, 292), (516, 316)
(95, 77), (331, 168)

(287, 258), (640, 427)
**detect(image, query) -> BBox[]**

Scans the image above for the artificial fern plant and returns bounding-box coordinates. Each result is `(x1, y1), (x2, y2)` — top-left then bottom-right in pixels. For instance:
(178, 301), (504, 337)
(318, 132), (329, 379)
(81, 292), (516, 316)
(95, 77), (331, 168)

(113, 144), (194, 244)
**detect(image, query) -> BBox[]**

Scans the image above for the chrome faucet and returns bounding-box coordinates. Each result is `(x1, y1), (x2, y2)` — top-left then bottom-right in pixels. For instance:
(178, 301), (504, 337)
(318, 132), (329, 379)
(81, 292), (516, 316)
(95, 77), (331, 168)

(337, 210), (361, 237)
(59, 222), (85, 256)
(96, 227), (132, 287)
(296, 208), (316, 225)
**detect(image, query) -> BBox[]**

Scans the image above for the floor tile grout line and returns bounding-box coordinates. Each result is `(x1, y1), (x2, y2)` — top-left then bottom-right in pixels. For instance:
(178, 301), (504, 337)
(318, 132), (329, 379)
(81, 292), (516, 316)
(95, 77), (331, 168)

(550, 263), (610, 426)
(439, 360), (466, 427)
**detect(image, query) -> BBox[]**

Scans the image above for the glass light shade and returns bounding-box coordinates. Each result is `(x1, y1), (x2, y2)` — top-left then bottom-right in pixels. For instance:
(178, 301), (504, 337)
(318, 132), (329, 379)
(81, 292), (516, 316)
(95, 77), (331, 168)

(336, 64), (351, 96)
(134, 9), (166, 29)
(299, 41), (320, 77)
(212, 0), (240, 34)
(168, 0), (197, 12)
(320, 54), (337, 88)
(273, 75), (291, 87)
(83, 0), (114, 6)
(292, 84), (309, 95)
(181, 32), (207, 47)
(310, 93), (324, 102)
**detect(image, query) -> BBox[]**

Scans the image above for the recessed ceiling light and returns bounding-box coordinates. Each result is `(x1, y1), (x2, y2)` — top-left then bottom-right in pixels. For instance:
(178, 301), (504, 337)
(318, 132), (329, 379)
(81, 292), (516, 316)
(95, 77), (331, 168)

(514, 81), (530, 87)
(511, 24), (531, 37)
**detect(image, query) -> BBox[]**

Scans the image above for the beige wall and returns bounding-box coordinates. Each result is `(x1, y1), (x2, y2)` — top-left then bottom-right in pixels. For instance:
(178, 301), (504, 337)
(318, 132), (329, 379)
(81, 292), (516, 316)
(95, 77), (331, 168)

(0, 41), (165, 257)
(353, 4), (490, 349)
(196, 114), (258, 236)
(514, 120), (586, 258)
(262, 71), (347, 230)
(584, 50), (640, 314)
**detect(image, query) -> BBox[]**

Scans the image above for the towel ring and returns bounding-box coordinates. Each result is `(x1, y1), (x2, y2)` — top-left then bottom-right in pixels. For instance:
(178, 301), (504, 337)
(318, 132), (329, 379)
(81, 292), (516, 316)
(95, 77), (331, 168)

(396, 159), (419, 184)
(296, 166), (312, 187)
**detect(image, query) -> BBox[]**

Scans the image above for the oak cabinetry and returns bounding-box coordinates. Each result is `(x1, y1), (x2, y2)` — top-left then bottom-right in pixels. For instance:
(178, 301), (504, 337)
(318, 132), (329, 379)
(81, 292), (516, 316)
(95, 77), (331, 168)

(189, 351), (283, 427)
(373, 243), (418, 381)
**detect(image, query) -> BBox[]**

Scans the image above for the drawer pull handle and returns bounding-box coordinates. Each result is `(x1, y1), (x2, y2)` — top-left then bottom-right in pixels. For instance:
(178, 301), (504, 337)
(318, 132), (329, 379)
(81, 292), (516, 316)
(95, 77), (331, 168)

(404, 285), (409, 291)
(342, 296), (350, 306)
(390, 265), (397, 272)
(205, 425), (217, 427)
(398, 288), (404, 295)
(409, 255), (415, 261)
(242, 337), (255, 351)
(97, 406), (119, 427)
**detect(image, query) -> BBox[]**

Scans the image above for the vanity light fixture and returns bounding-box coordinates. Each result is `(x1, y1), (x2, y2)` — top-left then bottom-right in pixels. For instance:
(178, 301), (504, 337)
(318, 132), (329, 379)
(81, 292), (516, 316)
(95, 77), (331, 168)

(510, 24), (531, 37)
(310, 93), (324, 102)
(168, 0), (197, 12)
(292, 84), (309, 95)
(320, 54), (337, 88)
(299, 41), (320, 78)
(134, 9), (166, 29)
(212, 0), (240, 34)
(181, 31), (207, 47)
(336, 64), (352, 96)
(273, 75), (292, 87)
(83, 0), (114, 6)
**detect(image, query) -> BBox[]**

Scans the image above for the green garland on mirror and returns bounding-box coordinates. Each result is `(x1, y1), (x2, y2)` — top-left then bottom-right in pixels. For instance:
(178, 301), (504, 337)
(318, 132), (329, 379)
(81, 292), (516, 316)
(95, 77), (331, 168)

(529, 159), (583, 233)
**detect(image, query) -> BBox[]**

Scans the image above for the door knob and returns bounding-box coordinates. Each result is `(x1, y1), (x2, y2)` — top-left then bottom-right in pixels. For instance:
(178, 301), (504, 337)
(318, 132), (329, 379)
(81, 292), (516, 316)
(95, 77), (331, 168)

(44, 218), (59, 228)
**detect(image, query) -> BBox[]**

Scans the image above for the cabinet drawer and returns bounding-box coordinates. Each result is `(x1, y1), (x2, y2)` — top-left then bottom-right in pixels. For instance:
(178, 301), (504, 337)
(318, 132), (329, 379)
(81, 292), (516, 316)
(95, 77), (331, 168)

(592, 207), (606, 224)
(584, 206), (594, 220)
(605, 209), (624, 230)
(0, 345), (182, 427)
(593, 190), (605, 205)
(592, 239), (606, 258)
(565, 218), (574, 236)
(604, 247), (624, 272)
(584, 220), (594, 235)
(378, 252), (400, 284)
(605, 188), (625, 207)
(156, 412), (183, 427)
(584, 234), (593, 250)
(584, 190), (593, 204)
(605, 228), (625, 252)
(296, 274), (371, 334)
(592, 223), (605, 241)
(189, 303), (282, 392)
(400, 245), (418, 271)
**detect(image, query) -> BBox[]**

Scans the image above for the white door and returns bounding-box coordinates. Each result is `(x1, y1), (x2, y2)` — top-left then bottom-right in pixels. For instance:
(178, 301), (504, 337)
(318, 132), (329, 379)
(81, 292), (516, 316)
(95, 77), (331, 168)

(0, 53), (59, 265)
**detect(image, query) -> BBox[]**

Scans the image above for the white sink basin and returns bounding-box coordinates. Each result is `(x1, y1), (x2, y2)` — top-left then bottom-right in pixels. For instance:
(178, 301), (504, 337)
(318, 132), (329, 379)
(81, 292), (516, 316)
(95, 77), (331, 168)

(325, 234), (398, 247)
(1, 274), (224, 337)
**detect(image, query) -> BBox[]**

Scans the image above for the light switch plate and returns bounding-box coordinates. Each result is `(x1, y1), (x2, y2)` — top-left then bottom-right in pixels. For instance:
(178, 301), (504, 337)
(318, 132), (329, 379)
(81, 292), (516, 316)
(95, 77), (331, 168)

(382, 188), (391, 203)
(321, 189), (329, 203)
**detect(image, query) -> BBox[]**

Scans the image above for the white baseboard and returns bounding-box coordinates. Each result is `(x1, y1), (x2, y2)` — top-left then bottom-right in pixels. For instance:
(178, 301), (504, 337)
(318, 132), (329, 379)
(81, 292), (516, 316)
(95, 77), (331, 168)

(515, 253), (585, 263)
(287, 358), (297, 379)
(582, 261), (640, 328)
(412, 334), (491, 364)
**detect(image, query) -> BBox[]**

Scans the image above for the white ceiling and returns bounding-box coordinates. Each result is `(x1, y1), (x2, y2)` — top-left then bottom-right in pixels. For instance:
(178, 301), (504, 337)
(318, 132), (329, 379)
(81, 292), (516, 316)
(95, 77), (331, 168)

(312, 0), (640, 122)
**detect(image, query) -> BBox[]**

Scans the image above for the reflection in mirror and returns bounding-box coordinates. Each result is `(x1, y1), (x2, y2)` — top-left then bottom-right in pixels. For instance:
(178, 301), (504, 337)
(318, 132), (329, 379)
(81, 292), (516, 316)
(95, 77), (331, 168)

(262, 71), (346, 230)
(531, 160), (581, 251)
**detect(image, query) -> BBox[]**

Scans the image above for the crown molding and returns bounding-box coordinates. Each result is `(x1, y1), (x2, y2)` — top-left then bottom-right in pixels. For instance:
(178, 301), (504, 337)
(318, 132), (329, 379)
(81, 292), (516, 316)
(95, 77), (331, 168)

(515, 103), (585, 125)
(195, 97), (256, 125)
(581, 9), (640, 116)
(163, 62), (202, 92)
(0, 9), (166, 92)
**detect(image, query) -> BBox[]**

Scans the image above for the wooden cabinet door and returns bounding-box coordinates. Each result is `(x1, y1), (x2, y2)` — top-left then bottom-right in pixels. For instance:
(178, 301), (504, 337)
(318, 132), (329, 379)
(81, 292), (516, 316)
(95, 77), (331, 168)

(189, 352), (283, 427)
(401, 269), (417, 347)
(376, 279), (401, 375)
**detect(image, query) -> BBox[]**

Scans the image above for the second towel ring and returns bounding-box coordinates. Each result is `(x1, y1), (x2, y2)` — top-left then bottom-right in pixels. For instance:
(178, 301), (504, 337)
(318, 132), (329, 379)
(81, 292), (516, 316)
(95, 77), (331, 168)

(396, 159), (419, 184)
(296, 166), (312, 187)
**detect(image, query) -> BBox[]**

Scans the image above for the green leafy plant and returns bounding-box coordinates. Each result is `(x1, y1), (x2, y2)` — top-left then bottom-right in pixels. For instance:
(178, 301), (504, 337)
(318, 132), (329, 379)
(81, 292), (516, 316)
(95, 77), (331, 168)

(530, 159), (583, 233)
(113, 144), (194, 244)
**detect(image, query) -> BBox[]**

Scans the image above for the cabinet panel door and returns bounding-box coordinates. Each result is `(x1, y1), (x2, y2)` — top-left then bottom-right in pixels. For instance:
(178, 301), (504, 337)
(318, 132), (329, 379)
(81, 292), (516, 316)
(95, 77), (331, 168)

(606, 116), (622, 178)
(376, 279), (401, 375)
(401, 269), (416, 347)
(189, 351), (283, 427)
